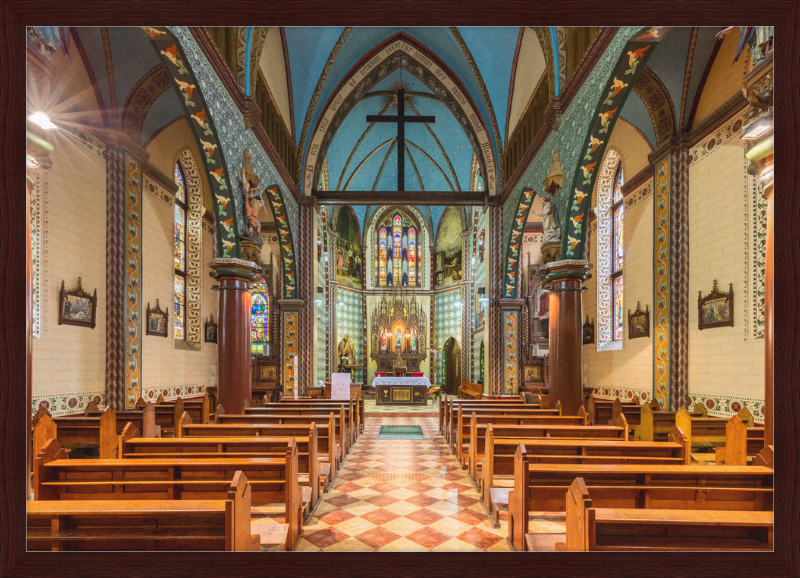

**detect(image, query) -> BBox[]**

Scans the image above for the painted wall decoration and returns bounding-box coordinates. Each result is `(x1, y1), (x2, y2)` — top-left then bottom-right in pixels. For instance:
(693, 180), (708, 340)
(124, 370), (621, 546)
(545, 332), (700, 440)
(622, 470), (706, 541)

(434, 289), (463, 385)
(503, 188), (535, 298)
(304, 33), (496, 197)
(283, 311), (298, 395)
(124, 152), (142, 409)
(141, 27), (241, 260)
(436, 207), (464, 289)
(653, 155), (671, 411)
(176, 149), (203, 350)
(30, 170), (42, 338)
(503, 310), (519, 395)
(263, 185), (297, 298)
(562, 27), (672, 261)
(595, 149), (620, 348)
(334, 207), (362, 290)
(336, 289), (363, 383)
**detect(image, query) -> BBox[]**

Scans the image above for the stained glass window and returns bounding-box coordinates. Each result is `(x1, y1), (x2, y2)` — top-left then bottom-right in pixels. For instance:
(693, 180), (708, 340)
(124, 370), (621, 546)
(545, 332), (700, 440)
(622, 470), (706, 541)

(408, 227), (417, 286)
(393, 214), (402, 285)
(379, 227), (387, 287)
(613, 275), (624, 340)
(613, 204), (624, 272)
(613, 165), (624, 203)
(173, 163), (187, 339)
(250, 275), (270, 354)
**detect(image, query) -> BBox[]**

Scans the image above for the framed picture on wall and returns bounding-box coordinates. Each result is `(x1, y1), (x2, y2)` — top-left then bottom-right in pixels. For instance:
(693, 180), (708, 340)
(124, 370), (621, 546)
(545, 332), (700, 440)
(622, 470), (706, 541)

(146, 300), (168, 337)
(204, 314), (217, 343)
(583, 316), (595, 344)
(58, 278), (97, 329)
(628, 302), (650, 339)
(698, 280), (734, 330)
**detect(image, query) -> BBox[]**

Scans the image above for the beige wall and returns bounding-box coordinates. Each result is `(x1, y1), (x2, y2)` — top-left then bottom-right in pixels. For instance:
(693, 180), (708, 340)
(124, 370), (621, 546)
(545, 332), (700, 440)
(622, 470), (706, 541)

(31, 138), (108, 415)
(507, 27), (546, 140)
(259, 27), (292, 136)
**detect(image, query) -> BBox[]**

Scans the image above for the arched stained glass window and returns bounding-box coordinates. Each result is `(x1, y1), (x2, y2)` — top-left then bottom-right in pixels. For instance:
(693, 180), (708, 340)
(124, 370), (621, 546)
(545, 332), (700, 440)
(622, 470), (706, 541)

(173, 163), (187, 339)
(611, 164), (624, 341)
(393, 214), (402, 285)
(408, 227), (417, 286)
(379, 227), (387, 287)
(251, 275), (270, 354)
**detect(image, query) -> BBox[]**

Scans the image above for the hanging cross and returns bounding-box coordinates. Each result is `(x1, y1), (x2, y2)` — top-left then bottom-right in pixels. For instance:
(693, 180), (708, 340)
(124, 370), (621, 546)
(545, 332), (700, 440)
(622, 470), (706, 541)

(366, 89), (435, 191)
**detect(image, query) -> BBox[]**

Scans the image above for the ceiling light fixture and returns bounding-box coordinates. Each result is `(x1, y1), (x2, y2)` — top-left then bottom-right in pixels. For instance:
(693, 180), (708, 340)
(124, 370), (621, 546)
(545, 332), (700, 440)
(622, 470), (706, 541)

(28, 111), (58, 131)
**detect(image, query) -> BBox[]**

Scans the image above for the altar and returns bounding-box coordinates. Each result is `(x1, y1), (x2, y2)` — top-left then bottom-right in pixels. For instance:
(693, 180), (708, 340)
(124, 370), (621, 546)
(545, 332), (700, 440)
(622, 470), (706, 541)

(373, 376), (430, 406)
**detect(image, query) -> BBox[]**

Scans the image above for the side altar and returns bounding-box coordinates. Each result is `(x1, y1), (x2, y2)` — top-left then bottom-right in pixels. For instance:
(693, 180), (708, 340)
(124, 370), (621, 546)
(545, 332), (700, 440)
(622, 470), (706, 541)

(370, 288), (427, 373)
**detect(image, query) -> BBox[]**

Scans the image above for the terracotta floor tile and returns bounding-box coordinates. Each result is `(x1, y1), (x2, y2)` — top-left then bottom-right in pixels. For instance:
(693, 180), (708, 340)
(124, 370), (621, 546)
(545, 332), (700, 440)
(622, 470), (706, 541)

(456, 527), (504, 550)
(445, 494), (480, 507)
(332, 516), (378, 537)
(405, 527), (452, 549)
(403, 493), (440, 508)
(323, 538), (374, 552)
(303, 528), (350, 549)
(449, 508), (487, 526)
(361, 507), (401, 526)
(364, 494), (400, 507)
(334, 481), (365, 493)
(377, 537), (427, 552)
(354, 526), (402, 549)
(323, 494), (362, 508)
(317, 509), (356, 526)
(404, 507), (445, 526)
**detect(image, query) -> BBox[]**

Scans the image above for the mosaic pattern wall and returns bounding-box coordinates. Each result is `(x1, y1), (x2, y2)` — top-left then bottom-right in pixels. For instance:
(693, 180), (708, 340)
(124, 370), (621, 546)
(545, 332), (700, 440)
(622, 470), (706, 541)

(336, 288), (363, 383)
(502, 27), (670, 266)
(595, 149), (620, 349)
(176, 150), (204, 350)
(471, 208), (487, 381)
(653, 155), (671, 411)
(315, 213), (328, 382)
(283, 311), (298, 395)
(124, 153), (143, 409)
(435, 289), (463, 385)
(167, 27), (299, 293)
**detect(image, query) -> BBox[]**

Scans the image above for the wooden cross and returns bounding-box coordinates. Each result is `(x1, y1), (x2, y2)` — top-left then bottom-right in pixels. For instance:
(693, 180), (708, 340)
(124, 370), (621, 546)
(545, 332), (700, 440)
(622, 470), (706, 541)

(366, 89), (435, 191)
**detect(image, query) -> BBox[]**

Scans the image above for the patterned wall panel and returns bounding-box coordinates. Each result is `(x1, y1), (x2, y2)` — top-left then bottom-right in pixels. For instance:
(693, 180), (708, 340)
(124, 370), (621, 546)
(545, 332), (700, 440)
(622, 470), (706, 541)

(30, 170), (42, 338)
(336, 288), (364, 383)
(653, 155), (671, 410)
(503, 189), (535, 298)
(105, 145), (125, 410)
(124, 152), (143, 409)
(283, 311), (298, 395)
(176, 150), (204, 349)
(595, 149), (620, 348)
(316, 214), (328, 382)
(503, 310), (520, 395)
(435, 289), (463, 385)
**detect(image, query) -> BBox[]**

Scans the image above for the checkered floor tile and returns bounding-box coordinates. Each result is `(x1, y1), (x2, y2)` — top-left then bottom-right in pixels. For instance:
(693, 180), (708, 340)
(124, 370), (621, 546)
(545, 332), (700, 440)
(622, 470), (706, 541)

(292, 416), (512, 552)
(363, 398), (441, 415)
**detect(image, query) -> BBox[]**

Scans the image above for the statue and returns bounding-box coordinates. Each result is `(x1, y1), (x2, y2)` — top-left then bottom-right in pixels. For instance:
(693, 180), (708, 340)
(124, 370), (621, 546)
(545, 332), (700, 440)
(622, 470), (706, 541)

(531, 190), (562, 243)
(240, 149), (265, 242)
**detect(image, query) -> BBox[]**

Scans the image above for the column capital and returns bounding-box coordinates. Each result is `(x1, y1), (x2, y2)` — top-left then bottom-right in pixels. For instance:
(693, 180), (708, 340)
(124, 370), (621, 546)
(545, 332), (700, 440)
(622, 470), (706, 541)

(543, 259), (590, 284)
(208, 258), (258, 281)
(277, 299), (306, 308)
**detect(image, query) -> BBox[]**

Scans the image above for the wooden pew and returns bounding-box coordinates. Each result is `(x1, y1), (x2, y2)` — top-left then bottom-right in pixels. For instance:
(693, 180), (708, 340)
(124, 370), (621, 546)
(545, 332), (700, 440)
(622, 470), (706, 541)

(85, 401), (162, 437)
(440, 396), (524, 436)
(216, 412), (340, 487)
(585, 395), (642, 426)
(177, 418), (323, 509)
(28, 469), (264, 551)
(481, 423), (689, 524)
(712, 415), (767, 466)
(245, 403), (356, 450)
(458, 378), (483, 399)
(46, 407), (120, 459)
(510, 444), (775, 551)
(448, 402), (548, 447)
(460, 409), (589, 470)
(257, 400), (359, 442)
(281, 397), (365, 434)
(629, 401), (706, 442)
(555, 477), (773, 551)
(453, 405), (562, 457)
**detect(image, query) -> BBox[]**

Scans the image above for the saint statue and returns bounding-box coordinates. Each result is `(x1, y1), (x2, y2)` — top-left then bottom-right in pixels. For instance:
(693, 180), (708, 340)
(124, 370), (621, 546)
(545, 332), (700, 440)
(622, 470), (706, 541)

(531, 190), (561, 243)
(240, 150), (265, 241)
(396, 327), (403, 350)
(380, 331), (387, 352)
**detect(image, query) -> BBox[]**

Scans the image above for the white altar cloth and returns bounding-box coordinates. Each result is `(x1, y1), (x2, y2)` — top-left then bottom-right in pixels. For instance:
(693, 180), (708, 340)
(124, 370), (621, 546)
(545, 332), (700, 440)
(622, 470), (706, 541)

(372, 376), (431, 387)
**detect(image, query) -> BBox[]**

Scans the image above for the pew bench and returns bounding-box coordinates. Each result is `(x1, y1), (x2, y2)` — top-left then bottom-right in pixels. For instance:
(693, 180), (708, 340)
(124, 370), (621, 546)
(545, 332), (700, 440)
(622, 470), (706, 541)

(253, 401), (358, 441)
(244, 404), (356, 450)
(281, 398), (365, 434)
(458, 378), (483, 399)
(27, 471), (266, 551)
(451, 405), (558, 451)
(443, 398), (527, 440)
(585, 395), (642, 426)
(439, 396), (524, 435)
(552, 478), (773, 552)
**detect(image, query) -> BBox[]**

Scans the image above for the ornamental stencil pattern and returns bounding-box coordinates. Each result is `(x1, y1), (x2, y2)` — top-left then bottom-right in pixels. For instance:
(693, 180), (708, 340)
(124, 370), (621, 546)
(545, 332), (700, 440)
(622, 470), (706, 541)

(688, 108), (748, 168)
(503, 310), (519, 394)
(283, 312), (298, 395)
(30, 170), (42, 338)
(653, 156), (671, 411)
(595, 149), (619, 349)
(124, 153), (143, 409)
(32, 391), (106, 418)
(435, 289), (462, 385)
(336, 288), (363, 382)
(745, 164), (767, 340)
(591, 386), (652, 404)
(177, 149), (204, 350)
(687, 393), (766, 424)
(503, 189), (534, 298)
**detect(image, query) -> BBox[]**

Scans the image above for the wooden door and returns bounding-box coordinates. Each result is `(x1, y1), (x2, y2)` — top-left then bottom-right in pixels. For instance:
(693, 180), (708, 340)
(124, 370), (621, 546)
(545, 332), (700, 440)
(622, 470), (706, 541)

(444, 338), (462, 396)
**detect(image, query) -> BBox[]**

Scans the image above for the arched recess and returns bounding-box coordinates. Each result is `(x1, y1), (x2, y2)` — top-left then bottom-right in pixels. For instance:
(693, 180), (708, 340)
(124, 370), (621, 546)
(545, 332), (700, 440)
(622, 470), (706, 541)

(262, 184), (298, 299)
(441, 336), (462, 395)
(594, 147), (623, 348)
(175, 147), (205, 350)
(121, 64), (173, 142)
(631, 67), (677, 147)
(141, 26), (243, 259)
(303, 32), (498, 197)
(562, 27), (674, 260)
(365, 205), (429, 290)
(503, 188), (536, 298)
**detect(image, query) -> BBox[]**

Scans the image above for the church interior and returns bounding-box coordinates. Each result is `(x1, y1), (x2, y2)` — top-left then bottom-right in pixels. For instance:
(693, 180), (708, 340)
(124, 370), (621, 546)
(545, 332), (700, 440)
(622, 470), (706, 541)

(23, 25), (777, 555)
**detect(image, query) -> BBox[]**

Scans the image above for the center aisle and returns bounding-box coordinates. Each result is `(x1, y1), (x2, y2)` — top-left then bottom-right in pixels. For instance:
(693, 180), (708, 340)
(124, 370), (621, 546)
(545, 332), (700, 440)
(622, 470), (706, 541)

(293, 415), (512, 551)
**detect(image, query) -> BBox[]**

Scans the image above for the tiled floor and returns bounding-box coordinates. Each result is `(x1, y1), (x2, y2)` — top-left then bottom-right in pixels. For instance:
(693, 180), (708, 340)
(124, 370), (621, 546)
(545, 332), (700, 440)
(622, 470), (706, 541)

(363, 397), (441, 415)
(291, 416), (513, 551)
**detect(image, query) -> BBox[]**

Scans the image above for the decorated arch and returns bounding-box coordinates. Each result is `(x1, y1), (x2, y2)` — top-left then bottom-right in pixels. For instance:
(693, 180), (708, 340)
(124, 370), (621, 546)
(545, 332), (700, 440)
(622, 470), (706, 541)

(502, 188), (536, 298)
(262, 184), (298, 299)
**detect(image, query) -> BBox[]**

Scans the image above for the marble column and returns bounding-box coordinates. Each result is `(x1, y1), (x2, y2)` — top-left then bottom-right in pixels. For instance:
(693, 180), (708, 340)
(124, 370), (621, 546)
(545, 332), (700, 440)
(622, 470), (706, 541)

(544, 260), (590, 415)
(209, 258), (257, 414)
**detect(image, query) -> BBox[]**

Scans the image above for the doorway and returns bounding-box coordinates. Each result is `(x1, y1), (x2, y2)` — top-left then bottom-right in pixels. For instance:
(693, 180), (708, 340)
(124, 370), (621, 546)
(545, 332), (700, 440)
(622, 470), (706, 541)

(443, 337), (462, 396)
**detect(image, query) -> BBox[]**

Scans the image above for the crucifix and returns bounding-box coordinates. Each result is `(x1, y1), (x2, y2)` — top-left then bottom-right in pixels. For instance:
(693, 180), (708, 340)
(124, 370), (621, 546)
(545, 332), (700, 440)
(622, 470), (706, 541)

(366, 88), (435, 191)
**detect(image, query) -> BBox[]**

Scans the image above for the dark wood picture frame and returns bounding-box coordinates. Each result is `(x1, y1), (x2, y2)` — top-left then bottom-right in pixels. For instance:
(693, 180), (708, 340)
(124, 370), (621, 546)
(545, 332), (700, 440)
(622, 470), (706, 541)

(628, 301), (650, 339)
(145, 300), (168, 337)
(204, 314), (217, 343)
(583, 315), (595, 344)
(698, 279), (734, 330)
(58, 278), (97, 329)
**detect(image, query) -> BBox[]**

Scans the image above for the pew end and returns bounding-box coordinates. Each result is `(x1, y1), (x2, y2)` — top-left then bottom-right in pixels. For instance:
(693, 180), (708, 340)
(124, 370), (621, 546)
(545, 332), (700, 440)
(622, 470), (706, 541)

(714, 415), (748, 466)
(564, 477), (592, 552)
(754, 445), (774, 468)
(667, 426), (691, 465)
(177, 410), (194, 438)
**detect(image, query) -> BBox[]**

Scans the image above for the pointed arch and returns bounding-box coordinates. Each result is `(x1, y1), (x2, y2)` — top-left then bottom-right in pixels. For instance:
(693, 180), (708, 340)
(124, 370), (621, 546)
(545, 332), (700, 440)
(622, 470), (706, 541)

(304, 32), (497, 197)
(262, 184), (298, 298)
(562, 27), (674, 260)
(503, 188), (536, 298)
(142, 27), (243, 259)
